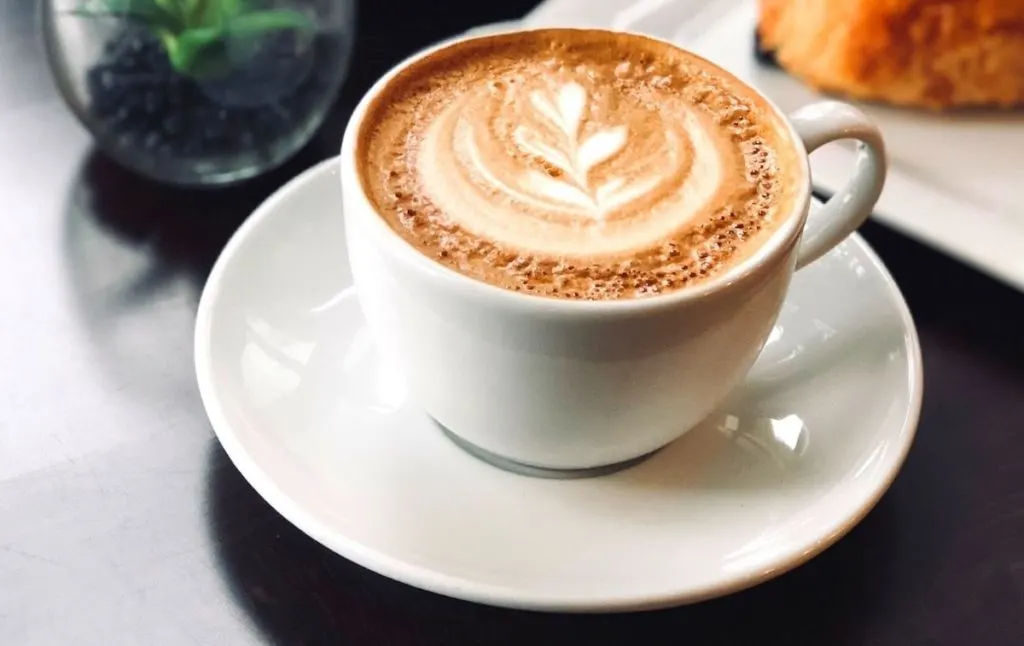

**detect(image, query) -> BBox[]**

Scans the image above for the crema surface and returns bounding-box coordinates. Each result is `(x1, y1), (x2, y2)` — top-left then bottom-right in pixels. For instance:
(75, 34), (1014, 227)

(358, 29), (801, 300)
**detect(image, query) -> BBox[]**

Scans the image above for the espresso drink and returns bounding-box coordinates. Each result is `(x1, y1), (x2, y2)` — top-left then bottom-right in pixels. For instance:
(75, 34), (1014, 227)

(357, 29), (801, 300)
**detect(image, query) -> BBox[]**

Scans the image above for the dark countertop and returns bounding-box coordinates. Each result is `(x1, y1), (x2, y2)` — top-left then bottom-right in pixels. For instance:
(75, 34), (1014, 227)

(2, 1), (1023, 644)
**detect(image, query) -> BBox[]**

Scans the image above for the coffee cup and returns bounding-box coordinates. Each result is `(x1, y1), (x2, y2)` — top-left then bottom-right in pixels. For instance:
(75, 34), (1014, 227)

(340, 28), (886, 472)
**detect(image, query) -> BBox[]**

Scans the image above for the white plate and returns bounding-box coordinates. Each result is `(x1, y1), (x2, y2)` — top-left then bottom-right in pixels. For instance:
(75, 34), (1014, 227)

(195, 158), (922, 612)
(523, 0), (1024, 292)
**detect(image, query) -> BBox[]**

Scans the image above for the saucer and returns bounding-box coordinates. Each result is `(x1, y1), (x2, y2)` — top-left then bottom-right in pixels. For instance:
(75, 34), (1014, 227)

(195, 158), (922, 612)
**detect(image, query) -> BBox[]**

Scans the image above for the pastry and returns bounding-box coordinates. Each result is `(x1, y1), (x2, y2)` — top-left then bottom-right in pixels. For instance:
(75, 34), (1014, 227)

(756, 0), (1024, 110)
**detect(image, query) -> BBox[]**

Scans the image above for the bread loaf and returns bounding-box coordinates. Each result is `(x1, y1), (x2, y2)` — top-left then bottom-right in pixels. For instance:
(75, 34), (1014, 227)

(757, 0), (1024, 110)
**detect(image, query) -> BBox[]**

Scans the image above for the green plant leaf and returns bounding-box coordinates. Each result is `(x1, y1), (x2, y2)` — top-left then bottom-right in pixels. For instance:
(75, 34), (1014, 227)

(180, 0), (199, 23)
(152, 0), (188, 23)
(225, 9), (315, 39)
(161, 24), (232, 77)
(195, 0), (245, 28)
(184, 0), (207, 26)
(78, 0), (315, 79)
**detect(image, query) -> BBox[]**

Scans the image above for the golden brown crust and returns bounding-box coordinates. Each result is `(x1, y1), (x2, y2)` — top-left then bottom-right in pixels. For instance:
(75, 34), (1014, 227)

(758, 0), (1024, 110)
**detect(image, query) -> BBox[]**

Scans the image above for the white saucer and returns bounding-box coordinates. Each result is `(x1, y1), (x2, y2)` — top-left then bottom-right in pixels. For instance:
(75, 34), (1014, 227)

(195, 158), (922, 612)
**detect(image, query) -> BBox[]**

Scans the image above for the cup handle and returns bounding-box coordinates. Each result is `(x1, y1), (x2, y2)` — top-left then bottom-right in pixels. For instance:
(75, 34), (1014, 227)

(788, 101), (887, 270)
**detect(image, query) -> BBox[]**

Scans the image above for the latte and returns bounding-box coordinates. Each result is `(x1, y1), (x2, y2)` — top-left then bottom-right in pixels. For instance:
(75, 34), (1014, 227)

(357, 29), (802, 300)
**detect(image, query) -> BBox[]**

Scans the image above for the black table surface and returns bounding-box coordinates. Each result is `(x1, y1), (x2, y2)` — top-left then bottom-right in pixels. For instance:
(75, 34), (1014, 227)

(3, 1), (1023, 644)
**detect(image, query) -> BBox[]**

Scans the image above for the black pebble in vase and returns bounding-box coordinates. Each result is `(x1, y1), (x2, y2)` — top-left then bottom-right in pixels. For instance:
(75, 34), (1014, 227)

(86, 30), (301, 159)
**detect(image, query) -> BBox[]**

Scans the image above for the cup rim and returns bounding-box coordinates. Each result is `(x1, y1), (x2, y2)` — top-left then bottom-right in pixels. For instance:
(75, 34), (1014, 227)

(340, 26), (812, 315)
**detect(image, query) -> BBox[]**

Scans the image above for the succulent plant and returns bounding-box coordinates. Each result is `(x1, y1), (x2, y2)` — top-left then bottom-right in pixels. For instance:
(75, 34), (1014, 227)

(73, 0), (315, 79)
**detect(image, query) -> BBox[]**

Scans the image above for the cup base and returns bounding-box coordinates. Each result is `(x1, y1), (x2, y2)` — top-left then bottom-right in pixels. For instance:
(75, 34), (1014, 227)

(435, 421), (660, 479)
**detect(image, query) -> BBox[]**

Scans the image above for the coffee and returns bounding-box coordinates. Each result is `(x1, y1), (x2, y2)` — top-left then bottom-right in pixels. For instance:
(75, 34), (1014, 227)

(357, 29), (801, 300)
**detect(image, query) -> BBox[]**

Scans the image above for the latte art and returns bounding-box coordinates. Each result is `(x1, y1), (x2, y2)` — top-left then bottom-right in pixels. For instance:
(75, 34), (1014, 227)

(520, 83), (633, 214)
(508, 82), (656, 219)
(358, 29), (800, 300)
(419, 73), (734, 258)
(451, 79), (667, 223)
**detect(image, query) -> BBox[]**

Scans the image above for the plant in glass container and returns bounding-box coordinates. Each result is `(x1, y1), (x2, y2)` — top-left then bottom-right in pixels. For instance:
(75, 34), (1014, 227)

(73, 0), (317, 79)
(43, 0), (354, 186)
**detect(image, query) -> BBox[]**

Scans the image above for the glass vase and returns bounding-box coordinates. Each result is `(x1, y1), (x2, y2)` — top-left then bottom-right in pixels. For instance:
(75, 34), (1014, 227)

(42, 0), (355, 186)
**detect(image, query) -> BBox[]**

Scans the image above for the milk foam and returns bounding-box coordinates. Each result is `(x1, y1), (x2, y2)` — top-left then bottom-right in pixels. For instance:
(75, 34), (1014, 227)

(358, 30), (799, 300)
(417, 76), (731, 256)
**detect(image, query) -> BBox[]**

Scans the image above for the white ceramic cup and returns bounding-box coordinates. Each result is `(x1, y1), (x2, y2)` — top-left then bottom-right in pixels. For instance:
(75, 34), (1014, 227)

(340, 28), (887, 472)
